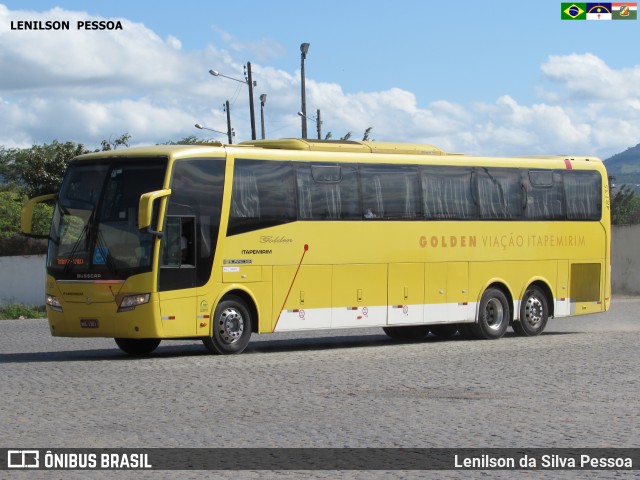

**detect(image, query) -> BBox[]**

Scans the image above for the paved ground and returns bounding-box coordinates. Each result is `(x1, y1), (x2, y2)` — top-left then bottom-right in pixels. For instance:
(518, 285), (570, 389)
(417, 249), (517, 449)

(1, 298), (639, 479)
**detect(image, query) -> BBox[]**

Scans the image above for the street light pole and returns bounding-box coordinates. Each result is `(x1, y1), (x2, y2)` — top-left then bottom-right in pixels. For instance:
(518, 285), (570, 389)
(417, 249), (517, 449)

(297, 111), (322, 140)
(195, 123), (233, 140)
(209, 63), (257, 140)
(259, 94), (267, 140)
(300, 43), (310, 139)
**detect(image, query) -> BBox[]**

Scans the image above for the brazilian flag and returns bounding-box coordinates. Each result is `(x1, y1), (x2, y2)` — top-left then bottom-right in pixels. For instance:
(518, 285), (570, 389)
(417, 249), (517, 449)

(562, 2), (587, 19)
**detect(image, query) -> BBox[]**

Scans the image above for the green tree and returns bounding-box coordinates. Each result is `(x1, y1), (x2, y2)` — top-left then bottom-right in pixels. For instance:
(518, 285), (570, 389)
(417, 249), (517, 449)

(3, 133), (130, 197)
(100, 132), (131, 151)
(362, 127), (374, 141)
(6, 140), (88, 196)
(610, 185), (640, 225)
(0, 188), (53, 238)
(0, 133), (130, 255)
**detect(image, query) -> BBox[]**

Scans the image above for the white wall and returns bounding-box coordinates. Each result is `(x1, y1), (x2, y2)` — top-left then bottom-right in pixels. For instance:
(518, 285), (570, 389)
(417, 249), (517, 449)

(0, 254), (46, 306)
(611, 224), (640, 296)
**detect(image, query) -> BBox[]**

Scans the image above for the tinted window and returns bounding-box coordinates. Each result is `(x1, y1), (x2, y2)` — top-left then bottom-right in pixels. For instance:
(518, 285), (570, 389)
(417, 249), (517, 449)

(475, 168), (523, 219)
(564, 170), (602, 220)
(228, 159), (296, 235)
(296, 164), (360, 220)
(47, 159), (167, 280)
(523, 170), (565, 219)
(360, 165), (420, 219)
(421, 166), (476, 219)
(160, 158), (225, 289)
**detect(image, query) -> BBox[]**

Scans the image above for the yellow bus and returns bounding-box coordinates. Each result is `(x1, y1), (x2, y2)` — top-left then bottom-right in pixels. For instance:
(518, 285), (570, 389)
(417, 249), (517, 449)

(21, 139), (611, 355)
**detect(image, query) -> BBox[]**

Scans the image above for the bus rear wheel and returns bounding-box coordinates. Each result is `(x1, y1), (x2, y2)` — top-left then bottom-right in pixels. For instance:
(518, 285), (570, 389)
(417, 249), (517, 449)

(203, 295), (252, 355)
(470, 288), (510, 340)
(513, 286), (549, 336)
(115, 338), (161, 355)
(382, 325), (429, 340)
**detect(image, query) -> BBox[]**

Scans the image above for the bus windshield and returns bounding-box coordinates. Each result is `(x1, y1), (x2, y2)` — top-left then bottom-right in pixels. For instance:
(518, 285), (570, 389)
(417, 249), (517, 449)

(47, 158), (167, 280)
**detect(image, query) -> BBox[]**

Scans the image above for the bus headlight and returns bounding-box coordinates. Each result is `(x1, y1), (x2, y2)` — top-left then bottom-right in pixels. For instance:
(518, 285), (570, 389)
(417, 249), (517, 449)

(46, 294), (63, 312)
(118, 293), (150, 312)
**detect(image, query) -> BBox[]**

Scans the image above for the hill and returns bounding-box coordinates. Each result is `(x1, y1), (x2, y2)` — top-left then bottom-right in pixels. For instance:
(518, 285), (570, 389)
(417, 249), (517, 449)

(604, 142), (640, 191)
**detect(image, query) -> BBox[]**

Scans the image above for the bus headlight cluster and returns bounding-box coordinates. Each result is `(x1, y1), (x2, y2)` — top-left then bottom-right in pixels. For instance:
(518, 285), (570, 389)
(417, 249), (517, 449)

(118, 293), (150, 312)
(46, 294), (63, 312)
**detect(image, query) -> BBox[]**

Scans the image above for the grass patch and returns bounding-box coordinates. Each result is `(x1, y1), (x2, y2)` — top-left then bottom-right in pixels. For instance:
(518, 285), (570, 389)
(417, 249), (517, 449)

(0, 304), (47, 320)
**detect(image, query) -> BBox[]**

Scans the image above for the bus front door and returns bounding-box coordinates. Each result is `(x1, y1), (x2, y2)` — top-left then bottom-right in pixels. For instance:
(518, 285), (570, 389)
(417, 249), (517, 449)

(158, 216), (197, 337)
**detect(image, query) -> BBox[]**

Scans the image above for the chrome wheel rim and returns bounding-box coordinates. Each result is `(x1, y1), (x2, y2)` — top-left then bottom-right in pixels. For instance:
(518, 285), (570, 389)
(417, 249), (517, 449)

(524, 296), (544, 328)
(485, 298), (505, 331)
(219, 307), (244, 344)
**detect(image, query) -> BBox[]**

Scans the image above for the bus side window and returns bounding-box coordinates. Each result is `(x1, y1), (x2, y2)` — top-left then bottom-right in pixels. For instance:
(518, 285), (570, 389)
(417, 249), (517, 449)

(360, 165), (420, 220)
(524, 170), (565, 219)
(229, 160), (296, 235)
(475, 168), (523, 220)
(564, 171), (602, 220)
(296, 164), (360, 220)
(421, 166), (476, 219)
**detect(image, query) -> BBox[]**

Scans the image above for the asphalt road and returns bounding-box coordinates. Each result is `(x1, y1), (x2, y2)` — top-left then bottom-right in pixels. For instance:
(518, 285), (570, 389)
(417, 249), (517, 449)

(1, 298), (639, 479)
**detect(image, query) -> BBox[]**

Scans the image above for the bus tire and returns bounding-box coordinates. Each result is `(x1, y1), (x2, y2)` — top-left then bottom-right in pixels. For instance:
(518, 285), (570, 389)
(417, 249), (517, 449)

(470, 288), (510, 340)
(513, 286), (549, 336)
(115, 338), (161, 355)
(382, 325), (429, 340)
(429, 324), (458, 338)
(203, 295), (252, 355)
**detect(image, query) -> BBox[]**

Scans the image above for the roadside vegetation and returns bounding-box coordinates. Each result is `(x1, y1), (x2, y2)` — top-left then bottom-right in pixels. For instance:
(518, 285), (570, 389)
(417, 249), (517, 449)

(0, 303), (46, 320)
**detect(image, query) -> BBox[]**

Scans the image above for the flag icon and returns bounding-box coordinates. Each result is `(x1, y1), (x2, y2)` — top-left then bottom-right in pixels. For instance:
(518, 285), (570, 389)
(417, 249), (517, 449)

(612, 2), (638, 19)
(586, 3), (613, 19)
(562, 2), (587, 18)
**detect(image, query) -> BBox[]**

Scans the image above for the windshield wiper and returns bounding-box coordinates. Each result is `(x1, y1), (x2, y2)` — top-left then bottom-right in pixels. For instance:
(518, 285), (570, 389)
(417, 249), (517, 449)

(95, 227), (118, 275)
(63, 209), (94, 274)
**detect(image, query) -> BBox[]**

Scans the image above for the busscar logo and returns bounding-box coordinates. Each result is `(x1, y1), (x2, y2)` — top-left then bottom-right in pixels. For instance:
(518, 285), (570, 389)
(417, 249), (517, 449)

(8, 450), (39, 468)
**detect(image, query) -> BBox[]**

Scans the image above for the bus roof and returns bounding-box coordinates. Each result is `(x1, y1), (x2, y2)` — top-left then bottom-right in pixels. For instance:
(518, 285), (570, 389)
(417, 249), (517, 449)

(238, 138), (447, 155)
(72, 140), (603, 167)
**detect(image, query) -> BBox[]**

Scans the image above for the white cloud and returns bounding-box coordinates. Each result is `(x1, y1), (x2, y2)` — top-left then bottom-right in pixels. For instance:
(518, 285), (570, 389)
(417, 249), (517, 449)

(541, 53), (640, 102)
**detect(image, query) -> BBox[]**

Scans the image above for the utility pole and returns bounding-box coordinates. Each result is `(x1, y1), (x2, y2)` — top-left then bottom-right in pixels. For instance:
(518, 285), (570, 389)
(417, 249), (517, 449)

(224, 100), (233, 144)
(246, 62), (257, 140)
(316, 109), (322, 140)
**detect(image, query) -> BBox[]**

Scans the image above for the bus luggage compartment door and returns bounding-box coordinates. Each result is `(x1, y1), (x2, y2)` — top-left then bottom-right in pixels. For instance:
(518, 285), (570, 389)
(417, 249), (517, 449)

(387, 263), (425, 325)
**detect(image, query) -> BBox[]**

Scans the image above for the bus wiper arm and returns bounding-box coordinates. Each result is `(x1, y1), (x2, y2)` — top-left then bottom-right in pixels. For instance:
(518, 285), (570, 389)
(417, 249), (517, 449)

(63, 209), (95, 274)
(95, 228), (118, 275)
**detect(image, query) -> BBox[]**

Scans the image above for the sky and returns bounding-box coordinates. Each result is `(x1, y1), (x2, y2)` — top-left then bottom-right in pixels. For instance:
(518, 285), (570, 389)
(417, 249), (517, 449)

(1, 0), (639, 159)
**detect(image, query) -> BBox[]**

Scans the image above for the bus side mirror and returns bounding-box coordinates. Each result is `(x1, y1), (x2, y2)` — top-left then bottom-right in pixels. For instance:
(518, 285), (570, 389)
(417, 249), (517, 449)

(21, 193), (58, 238)
(138, 189), (171, 237)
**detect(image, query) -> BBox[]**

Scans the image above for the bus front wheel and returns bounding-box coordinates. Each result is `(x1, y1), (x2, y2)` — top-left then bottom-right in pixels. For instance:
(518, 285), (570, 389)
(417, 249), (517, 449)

(203, 295), (252, 355)
(513, 286), (549, 336)
(115, 338), (161, 355)
(470, 288), (510, 340)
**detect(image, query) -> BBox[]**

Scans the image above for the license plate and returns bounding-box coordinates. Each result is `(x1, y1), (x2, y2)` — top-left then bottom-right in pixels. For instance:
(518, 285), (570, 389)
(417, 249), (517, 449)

(80, 319), (99, 328)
